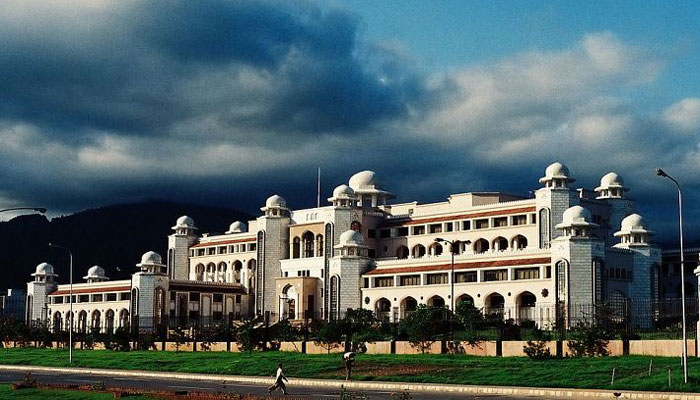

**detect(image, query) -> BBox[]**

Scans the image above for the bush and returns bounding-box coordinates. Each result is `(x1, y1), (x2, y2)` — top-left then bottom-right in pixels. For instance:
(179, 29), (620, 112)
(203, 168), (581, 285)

(523, 339), (552, 360)
(106, 327), (131, 351)
(137, 333), (157, 351)
(399, 305), (448, 353)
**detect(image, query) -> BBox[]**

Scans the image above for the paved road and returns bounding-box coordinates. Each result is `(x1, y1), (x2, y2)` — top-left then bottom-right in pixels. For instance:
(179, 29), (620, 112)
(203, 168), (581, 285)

(0, 369), (559, 400)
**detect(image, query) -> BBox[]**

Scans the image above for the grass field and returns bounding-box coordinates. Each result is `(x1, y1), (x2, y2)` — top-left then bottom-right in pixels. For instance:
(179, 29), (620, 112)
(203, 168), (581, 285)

(0, 384), (152, 399)
(2, 348), (700, 393)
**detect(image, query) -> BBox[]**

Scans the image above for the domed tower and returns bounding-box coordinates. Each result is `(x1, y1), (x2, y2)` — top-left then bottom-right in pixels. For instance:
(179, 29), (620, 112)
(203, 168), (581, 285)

(535, 162), (580, 248)
(348, 170), (395, 208)
(226, 221), (247, 234)
(255, 194), (292, 316)
(83, 265), (108, 283)
(595, 172), (635, 246)
(328, 230), (372, 318)
(328, 184), (356, 208)
(26, 262), (58, 323)
(551, 206), (605, 311)
(168, 215), (199, 280)
(131, 251), (169, 325)
(614, 214), (661, 303)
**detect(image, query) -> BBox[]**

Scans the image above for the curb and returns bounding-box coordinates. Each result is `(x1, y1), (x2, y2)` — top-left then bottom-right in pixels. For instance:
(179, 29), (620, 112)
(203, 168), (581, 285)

(0, 364), (697, 400)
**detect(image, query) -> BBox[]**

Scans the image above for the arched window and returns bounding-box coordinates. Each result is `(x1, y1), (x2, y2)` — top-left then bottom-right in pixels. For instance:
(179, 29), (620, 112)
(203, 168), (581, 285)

(105, 310), (115, 334)
(511, 235), (528, 250)
(474, 239), (489, 254)
(195, 264), (204, 281)
(53, 312), (62, 333)
(492, 237), (508, 251)
(396, 246), (409, 259)
(292, 237), (300, 259)
(316, 234), (324, 257)
(429, 242), (443, 256)
(330, 275), (340, 320)
(555, 260), (568, 303)
(302, 231), (314, 258)
(233, 261), (243, 284)
(91, 310), (101, 332)
(411, 244), (426, 258)
(539, 208), (551, 248)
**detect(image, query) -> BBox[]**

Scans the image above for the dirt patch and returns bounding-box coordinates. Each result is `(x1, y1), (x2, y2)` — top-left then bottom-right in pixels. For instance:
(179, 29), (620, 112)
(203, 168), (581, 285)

(319, 363), (445, 378)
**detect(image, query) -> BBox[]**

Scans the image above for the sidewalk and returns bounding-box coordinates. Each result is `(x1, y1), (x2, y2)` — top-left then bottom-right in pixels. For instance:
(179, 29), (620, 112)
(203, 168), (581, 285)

(0, 364), (697, 400)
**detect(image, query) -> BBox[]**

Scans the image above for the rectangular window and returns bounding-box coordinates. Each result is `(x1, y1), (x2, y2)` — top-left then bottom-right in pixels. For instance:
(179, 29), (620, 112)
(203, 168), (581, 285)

(445, 222), (453, 232)
(514, 267), (540, 280)
(412, 226), (425, 235)
(462, 220), (471, 230)
(396, 227), (409, 237)
(531, 213), (537, 224)
(399, 275), (421, 286)
(248, 243), (257, 251)
(511, 215), (527, 226)
(218, 246), (227, 254)
(367, 229), (376, 238)
(426, 273), (448, 285)
(475, 219), (489, 229)
(379, 229), (391, 238)
(483, 269), (508, 282)
(429, 224), (442, 233)
(79, 295), (90, 303)
(374, 277), (394, 287)
(190, 292), (200, 301)
(92, 294), (103, 302)
(493, 217), (508, 227)
(363, 278), (370, 288)
(455, 271), (477, 283)
(53, 296), (64, 304)
(197, 249), (205, 256)
(119, 292), (130, 301)
(106, 293), (117, 302)
(545, 265), (552, 279)
(212, 293), (223, 303)
(208, 247), (216, 255)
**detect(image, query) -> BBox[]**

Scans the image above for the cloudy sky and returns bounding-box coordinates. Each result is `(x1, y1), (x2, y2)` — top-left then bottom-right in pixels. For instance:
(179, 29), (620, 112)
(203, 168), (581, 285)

(1, 1), (699, 243)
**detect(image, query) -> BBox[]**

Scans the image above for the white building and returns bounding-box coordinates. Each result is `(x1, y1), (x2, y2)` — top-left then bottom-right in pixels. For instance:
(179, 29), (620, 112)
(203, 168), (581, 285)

(27, 162), (662, 331)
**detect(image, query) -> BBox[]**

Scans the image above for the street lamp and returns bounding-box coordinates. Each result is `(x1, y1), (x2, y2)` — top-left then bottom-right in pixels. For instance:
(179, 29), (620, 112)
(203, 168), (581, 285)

(49, 243), (73, 364)
(0, 207), (47, 214)
(434, 238), (471, 345)
(656, 168), (688, 383)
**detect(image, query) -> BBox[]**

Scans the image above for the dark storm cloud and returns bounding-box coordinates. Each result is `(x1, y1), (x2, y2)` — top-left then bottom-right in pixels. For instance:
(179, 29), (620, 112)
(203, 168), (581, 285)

(0, 0), (421, 137)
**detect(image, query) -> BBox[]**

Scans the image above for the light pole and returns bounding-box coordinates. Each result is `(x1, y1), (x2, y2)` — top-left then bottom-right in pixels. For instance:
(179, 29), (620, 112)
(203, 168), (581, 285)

(656, 168), (688, 383)
(434, 238), (471, 345)
(49, 243), (73, 364)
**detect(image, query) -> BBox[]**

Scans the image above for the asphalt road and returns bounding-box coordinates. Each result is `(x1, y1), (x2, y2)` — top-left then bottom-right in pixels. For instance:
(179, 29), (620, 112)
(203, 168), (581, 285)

(0, 369), (563, 400)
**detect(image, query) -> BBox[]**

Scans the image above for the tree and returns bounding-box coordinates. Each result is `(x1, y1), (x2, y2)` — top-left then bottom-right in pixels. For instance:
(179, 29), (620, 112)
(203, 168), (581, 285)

(236, 318), (264, 352)
(170, 325), (189, 351)
(341, 308), (381, 353)
(314, 320), (344, 354)
(454, 301), (486, 346)
(399, 305), (447, 353)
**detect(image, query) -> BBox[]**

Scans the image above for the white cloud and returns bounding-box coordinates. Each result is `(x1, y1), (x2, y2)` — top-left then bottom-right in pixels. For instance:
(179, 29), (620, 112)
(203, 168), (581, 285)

(663, 98), (700, 132)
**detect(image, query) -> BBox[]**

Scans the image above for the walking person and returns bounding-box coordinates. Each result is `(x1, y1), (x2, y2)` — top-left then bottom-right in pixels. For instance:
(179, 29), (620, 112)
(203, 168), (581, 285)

(268, 362), (289, 395)
(343, 351), (356, 381)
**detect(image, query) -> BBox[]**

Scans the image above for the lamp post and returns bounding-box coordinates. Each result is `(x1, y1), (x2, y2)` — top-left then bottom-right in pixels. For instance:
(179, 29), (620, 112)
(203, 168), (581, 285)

(434, 238), (471, 345)
(656, 168), (688, 384)
(49, 243), (73, 364)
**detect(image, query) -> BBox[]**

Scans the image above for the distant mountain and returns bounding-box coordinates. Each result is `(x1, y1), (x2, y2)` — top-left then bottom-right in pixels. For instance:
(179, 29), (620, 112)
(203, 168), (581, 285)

(0, 201), (252, 290)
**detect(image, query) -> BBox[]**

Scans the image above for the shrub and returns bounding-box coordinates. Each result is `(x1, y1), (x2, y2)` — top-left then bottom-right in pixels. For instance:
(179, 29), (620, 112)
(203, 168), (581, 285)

(399, 305), (448, 353)
(523, 339), (552, 360)
(137, 333), (157, 351)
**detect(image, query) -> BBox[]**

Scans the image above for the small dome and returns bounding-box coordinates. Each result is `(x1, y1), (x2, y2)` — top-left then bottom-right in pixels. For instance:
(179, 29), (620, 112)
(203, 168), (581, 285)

(349, 171), (378, 190)
(32, 262), (56, 276)
(172, 215), (196, 230)
(621, 214), (646, 231)
(562, 206), (592, 224)
(339, 230), (364, 246)
(333, 184), (355, 198)
(595, 172), (628, 195)
(226, 221), (247, 234)
(265, 194), (287, 209)
(83, 265), (108, 281)
(137, 251), (163, 266)
(539, 162), (575, 184)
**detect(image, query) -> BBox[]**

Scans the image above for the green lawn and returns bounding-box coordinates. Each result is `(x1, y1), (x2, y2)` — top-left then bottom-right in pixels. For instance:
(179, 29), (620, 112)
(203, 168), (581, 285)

(2, 348), (700, 393)
(0, 384), (152, 399)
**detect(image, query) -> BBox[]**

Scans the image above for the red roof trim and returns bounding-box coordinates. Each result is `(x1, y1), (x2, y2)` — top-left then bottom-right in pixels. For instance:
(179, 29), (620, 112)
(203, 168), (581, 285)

(365, 257), (551, 276)
(389, 206), (536, 226)
(50, 285), (131, 296)
(191, 238), (256, 248)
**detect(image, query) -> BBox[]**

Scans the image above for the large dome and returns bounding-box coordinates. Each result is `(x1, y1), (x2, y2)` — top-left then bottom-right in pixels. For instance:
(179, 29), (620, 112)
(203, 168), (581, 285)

(265, 194), (287, 209)
(172, 215), (196, 230)
(226, 221), (247, 233)
(620, 214), (646, 231)
(32, 262), (56, 276)
(349, 170), (378, 190)
(333, 184), (355, 198)
(339, 230), (364, 246)
(539, 162), (575, 184)
(595, 172), (627, 193)
(562, 206), (592, 224)
(137, 251), (163, 266)
(83, 265), (107, 280)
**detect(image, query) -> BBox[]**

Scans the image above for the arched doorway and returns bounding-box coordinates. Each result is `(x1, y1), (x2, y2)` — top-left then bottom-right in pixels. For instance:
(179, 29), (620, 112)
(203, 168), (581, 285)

(427, 295), (446, 308)
(485, 293), (505, 315)
(400, 296), (417, 319)
(474, 239), (489, 254)
(105, 310), (115, 334)
(281, 284), (298, 320)
(511, 235), (528, 250)
(412, 244), (426, 258)
(375, 298), (391, 321)
(396, 246), (409, 259)
(516, 291), (536, 322)
(492, 237), (508, 251)
(456, 294), (474, 306)
(52, 312), (62, 333)
(91, 310), (101, 332)
(78, 311), (87, 333)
